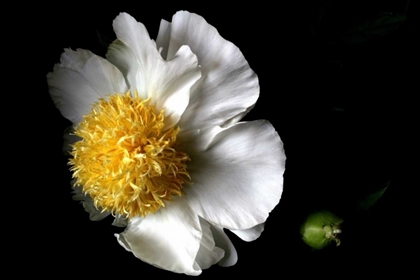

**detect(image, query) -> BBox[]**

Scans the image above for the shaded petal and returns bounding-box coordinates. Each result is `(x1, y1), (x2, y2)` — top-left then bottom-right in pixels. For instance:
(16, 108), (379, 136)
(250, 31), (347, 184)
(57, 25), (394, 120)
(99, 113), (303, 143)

(152, 45), (201, 129)
(106, 40), (141, 95)
(111, 13), (153, 98)
(111, 13), (201, 128)
(47, 49), (127, 124)
(72, 185), (110, 221)
(210, 225), (238, 267)
(194, 218), (225, 270)
(230, 223), (265, 242)
(112, 214), (129, 228)
(156, 19), (171, 60)
(62, 126), (80, 156)
(115, 197), (202, 275)
(221, 104), (256, 128)
(183, 120), (286, 230)
(165, 11), (259, 131)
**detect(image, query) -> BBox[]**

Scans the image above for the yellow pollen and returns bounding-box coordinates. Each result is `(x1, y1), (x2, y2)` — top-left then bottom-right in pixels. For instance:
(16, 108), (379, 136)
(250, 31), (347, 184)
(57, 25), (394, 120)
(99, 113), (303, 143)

(69, 92), (190, 219)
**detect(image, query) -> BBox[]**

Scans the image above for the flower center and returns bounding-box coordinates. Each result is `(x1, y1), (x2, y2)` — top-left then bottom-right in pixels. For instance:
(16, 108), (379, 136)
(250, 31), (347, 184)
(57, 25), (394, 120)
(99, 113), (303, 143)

(69, 92), (190, 219)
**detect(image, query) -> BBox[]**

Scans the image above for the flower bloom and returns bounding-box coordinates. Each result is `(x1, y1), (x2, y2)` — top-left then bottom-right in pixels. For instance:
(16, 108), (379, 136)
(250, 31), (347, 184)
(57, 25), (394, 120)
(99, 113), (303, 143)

(48, 11), (286, 275)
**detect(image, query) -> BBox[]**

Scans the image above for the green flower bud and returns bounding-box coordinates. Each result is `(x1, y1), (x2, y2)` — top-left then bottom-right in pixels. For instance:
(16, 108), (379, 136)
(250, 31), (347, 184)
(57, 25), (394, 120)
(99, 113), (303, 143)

(300, 210), (343, 250)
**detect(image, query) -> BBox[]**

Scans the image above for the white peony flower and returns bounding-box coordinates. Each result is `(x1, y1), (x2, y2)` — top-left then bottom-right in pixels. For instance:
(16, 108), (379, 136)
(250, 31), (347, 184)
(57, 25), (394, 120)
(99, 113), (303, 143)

(47, 11), (286, 275)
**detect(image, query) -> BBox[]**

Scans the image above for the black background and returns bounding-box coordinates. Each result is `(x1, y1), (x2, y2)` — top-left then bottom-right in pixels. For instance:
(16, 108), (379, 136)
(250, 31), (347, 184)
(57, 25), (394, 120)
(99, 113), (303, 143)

(29, 0), (415, 278)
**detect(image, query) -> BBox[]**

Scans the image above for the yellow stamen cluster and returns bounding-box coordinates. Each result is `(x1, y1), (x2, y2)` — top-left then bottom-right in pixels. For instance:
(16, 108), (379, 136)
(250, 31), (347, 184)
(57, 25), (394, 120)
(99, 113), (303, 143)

(69, 92), (190, 218)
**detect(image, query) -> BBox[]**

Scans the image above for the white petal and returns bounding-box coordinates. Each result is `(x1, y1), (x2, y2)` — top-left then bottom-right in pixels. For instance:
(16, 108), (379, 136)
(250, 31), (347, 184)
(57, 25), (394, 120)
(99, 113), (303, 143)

(210, 225), (238, 267)
(230, 223), (265, 242)
(152, 45), (201, 129)
(111, 13), (154, 97)
(165, 11), (259, 131)
(47, 49), (128, 124)
(115, 197), (202, 275)
(106, 40), (141, 95)
(111, 13), (201, 128)
(184, 120), (286, 230)
(72, 185), (110, 221)
(156, 19), (171, 60)
(194, 218), (225, 270)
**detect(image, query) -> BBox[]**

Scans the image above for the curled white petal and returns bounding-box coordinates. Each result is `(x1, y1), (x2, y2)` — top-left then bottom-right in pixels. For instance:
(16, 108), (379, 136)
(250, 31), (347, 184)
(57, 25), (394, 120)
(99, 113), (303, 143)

(210, 225), (238, 267)
(160, 11), (259, 131)
(194, 218), (225, 270)
(230, 223), (265, 242)
(183, 120), (286, 230)
(115, 197), (202, 275)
